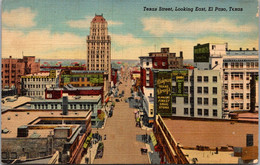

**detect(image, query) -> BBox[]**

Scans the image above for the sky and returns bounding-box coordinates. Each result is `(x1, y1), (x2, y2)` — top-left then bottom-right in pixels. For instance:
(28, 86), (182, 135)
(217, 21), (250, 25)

(2, 0), (259, 60)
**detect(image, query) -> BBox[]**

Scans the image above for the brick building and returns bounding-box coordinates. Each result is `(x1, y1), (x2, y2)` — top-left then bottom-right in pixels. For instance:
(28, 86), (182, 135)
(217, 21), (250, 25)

(1, 56), (40, 94)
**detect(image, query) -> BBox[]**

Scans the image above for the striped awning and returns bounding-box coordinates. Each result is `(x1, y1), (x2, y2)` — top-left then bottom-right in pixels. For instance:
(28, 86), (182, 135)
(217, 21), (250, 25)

(150, 132), (157, 147)
(83, 133), (93, 149)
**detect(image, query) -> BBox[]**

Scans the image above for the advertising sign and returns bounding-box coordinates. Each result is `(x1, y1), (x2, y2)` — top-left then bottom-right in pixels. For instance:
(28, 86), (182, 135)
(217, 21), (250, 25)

(156, 71), (172, 116)
(194, 43), (210, 62)
(172, 70), (188, 97)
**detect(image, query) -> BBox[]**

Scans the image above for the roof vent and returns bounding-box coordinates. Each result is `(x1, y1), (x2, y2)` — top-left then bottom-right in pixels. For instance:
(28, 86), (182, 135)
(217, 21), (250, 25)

(240, 48), (242, 51)
(7, 117), (11, 120)
(15, 114), (18, 116)
(75, 112), (78, 115)
(27, 112), (30, 115)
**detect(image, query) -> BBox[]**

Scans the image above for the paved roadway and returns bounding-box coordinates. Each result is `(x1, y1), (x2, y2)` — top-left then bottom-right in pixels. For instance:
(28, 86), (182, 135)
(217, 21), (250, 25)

(94, 72), (150, 164)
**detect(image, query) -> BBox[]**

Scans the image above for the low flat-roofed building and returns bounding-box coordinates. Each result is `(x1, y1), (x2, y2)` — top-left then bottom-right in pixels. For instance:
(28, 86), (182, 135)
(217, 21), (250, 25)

(153, 115), (258, 164)
(163, 117), (258, 148)
(1, 96), (32, 111)
(1, 109), (92, 164)
(14, 95), (103, 127)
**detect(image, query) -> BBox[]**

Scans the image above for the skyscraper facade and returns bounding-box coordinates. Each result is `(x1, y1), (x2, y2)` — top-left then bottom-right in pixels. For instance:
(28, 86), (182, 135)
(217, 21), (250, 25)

(86, 14), (111, 93)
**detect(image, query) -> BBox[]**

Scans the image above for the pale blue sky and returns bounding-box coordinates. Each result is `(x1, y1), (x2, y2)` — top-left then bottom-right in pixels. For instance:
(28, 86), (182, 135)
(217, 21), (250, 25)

(2, 0), (259, 59)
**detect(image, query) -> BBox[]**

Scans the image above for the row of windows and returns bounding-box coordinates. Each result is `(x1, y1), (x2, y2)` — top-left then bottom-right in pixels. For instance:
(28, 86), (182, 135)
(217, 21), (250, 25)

(33, 103), (94, 110)
(197, 97), (218, 105)
(22, 78), (55, 82)
(24, 84), (49, 88)
(197, 87), (217, 94)
(172, 97), (218, 105)
(172, 107), (218, 117)
(197, 76), (217, 82)
(26, 91), (44, 96)
(224, 62), (258, 68)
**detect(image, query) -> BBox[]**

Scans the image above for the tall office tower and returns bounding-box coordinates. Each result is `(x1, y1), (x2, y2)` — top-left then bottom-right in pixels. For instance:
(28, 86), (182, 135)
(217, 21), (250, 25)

(86, 14), (111, 94)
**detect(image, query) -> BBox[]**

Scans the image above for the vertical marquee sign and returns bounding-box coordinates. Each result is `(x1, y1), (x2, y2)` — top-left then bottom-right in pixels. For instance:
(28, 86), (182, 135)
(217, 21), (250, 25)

(156, 71), (172, 116)
(172, 70), (188, 97)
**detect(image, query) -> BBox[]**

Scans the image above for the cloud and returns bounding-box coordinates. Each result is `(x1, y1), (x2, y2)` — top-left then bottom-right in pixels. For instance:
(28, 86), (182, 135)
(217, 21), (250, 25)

(142, 17), (258, 36)
(2, 28), (86, 59)
(107, 20), (123, 26)
(2, 7), (37, 28)
(66, 16), (92, 29)
(67, 16), (123, 29)
(111, 33), (143, 46)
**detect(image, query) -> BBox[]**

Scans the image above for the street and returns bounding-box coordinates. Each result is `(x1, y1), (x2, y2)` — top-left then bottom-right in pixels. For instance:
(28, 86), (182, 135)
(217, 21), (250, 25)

(93, 72), (150, 164)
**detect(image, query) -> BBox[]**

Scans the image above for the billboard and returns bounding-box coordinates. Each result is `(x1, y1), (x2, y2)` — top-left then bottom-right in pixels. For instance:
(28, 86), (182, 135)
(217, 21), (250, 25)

(172, 70), (188, 97)
(156, 71), (172, 116)
(194, 43), (210, 62)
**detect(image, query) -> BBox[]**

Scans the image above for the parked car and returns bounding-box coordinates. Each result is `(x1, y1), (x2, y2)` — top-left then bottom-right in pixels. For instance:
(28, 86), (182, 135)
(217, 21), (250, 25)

(115, 99), (120, 102)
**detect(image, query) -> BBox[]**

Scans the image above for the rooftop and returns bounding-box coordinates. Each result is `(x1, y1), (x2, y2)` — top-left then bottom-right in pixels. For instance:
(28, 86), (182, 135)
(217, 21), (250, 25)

(92, 14), (106, 23)
(163, 117), (258, 148)
(70, 70), (105, 74)
(29, 95), (101, 103)
(1, 96), (32, 111)
(183, 150), (239, 164)
(1, 109), (90, 138)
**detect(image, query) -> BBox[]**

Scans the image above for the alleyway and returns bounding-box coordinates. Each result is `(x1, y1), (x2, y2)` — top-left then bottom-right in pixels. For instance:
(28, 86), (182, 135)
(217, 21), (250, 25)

(94, 71), (150, 164)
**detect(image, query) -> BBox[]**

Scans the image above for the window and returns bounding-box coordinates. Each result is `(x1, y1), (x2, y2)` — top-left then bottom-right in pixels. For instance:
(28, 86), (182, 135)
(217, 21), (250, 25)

(215, 61), (218, 65)
(190, 108), (194, 116)
(197, 87), (202, 93)
(204, 109), (209, 116)
(224, 63), (228, 68)
(146, 62), (149, 66)
(213, 87), (217, 94)
(213, 76), (217, 82)
(11, 152), (17, 159)
(172, 86), (176, 93)
(162, 62), (166, 66)
(231, 62), (234, 68)
(247, 93), (250, 99)
(2, 152), (7, 159)
(240, 63), (243, 68)
(172, 76), (176, 82)
(190, 97), (194, 104)
(184, 76), (188, 82)
(172, 96), (176, 103)
(204, 76), (208, 82)
(184, 97), (188, 104)
(198, 109), (202, 116)
(204, 98), (208, 105)
(190, 76), (194, 82)
(184, 108), (189, 115)
(184, 86), (188, 94)
(213, 98), (217, 105)
(172, 107), (176, 114)
(213, 109), (217, 116)
(204, 87), (208, 94)
(197, 76), (202, 82)
(197, 97), (202, 104)
(190, 86), (194, 93)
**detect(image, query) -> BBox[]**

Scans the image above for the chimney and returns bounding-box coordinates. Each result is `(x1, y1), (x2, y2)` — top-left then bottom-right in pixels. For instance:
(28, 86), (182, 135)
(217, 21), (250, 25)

(240, 48), (242, 51)
(253, 47), (256, 51)
(180, 51), (183, 58)
(9, 56), (12, 59)
(246, 48), (249, 51)
(62, 96), (68, 115)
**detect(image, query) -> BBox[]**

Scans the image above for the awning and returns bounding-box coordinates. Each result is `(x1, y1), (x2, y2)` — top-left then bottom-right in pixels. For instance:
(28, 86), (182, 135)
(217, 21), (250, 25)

(105, 97), (110, 103)
(148, 119), (154, 123)
(83, 133), (93, 149)
(150, 132), (157, 147)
